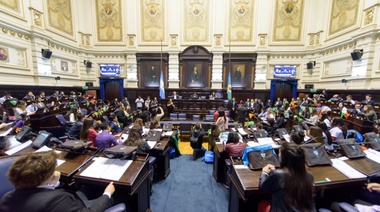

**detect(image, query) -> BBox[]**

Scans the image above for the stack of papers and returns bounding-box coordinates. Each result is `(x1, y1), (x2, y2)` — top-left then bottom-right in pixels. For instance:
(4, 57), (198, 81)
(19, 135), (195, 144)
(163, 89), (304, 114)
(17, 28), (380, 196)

(5, 140), (32, 155)
(331, 158), (366, 179)
(237, 128), (248, 136)
(80, 157), (132, 181)
(247, 141), (260, 147)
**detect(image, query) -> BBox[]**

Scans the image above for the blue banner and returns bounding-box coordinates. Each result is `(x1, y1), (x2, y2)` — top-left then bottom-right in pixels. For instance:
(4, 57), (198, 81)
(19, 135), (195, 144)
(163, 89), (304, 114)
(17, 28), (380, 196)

(273, 65), (296, 78)
(100, 64), (121, 77)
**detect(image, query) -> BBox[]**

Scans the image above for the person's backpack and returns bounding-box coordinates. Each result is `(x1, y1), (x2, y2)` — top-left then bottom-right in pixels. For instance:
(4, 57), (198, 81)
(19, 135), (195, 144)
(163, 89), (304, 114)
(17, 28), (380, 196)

(203, 150), (214, 163)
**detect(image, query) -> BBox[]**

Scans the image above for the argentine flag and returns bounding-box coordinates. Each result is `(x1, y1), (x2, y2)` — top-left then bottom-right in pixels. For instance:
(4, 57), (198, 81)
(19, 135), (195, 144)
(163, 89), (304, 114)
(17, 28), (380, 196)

(159, 70), (165, 99)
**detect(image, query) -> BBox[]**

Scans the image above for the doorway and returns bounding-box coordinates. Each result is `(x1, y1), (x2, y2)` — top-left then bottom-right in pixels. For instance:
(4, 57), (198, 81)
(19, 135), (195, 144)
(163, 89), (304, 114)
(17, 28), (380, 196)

(99, 78), (124, 101)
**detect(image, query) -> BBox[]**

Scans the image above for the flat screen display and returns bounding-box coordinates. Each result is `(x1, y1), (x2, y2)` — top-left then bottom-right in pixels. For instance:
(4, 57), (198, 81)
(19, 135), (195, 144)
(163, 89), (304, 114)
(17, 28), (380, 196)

(273, 65), (296, 78)
(100, 64), (121, 77)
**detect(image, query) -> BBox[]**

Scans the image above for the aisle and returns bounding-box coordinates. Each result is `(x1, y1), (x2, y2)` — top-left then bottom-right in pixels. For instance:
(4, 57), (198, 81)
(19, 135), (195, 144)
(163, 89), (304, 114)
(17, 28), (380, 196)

(151, 155), (229, 212)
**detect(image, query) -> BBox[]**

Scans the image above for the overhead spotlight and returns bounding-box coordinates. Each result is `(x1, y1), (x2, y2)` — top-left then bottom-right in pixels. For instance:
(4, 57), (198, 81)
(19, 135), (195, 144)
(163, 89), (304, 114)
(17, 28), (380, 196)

(341, 79), (348, 83)
(351, 49), (363, 61)
(54, 76), (61, 81)
(306, 61), (316, 69)
(41, 49), (52, 59)
(84, 60), (92, 68)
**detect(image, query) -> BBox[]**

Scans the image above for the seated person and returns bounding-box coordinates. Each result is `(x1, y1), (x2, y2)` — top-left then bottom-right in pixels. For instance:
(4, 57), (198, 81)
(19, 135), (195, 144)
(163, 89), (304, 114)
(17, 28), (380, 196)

(190, 123), (206, 160)
(68, 113), (85, 140)
(209, 92), (217, 100)
(95, 122), (121, 149)
(290, 131), (305, 145)
(260, 143), (316, 211)
(255, 122), (268, 137)
(190, 92), (198, 99)
(109, 115), (122, 134)
(0, 151), (115, 212)
(172, 91), (179, 100)
(123, 126), (150, 153)
(80, 118), (98, 147)
(351, 103), (363, 116)
(223, 132), (247, 157)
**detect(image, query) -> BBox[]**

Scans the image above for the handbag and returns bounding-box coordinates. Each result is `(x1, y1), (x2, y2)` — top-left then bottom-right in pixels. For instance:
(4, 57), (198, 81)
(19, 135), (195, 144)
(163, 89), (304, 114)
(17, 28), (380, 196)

(246, 144), (280, 170)
(338, 139), (366, 159)
(300, 143), (332, 166)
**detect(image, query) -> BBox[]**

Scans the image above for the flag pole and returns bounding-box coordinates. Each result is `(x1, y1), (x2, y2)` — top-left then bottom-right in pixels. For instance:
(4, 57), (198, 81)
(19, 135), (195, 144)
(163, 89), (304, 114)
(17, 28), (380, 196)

(159, 39), (165, 99)
(227, 37), (232, 101)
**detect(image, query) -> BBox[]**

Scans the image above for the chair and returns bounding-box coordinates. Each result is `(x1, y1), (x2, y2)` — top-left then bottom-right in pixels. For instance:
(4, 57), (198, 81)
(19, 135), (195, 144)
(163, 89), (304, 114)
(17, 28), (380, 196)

(178, 113), (186, 121)
(102, 115), (111, 123)
(193, 115), (200, 121)
(170, 113), (178, 120)
(205, 114), (214, 121)
(80, 108), (88, 115)
(55, 114), (74, 132)
(0, 157), (17, 198)
(179, 123), (192, 140)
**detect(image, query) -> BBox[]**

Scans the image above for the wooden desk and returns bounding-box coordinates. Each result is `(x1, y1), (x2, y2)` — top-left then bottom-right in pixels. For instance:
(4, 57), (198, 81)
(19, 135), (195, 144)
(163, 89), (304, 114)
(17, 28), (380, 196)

(148, 131), (177, 180)
(213, 143), (225, 183)
(228, 164), (367, 212)
(75, 159), (151, 212)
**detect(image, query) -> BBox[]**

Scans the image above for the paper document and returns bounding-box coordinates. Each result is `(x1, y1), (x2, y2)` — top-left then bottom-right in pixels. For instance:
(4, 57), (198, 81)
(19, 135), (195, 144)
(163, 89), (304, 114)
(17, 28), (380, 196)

(147, 141), (157, 149)
(230, 128), (237, 132)
(257, 137), (280, 148)
(364, 149), (380, 164)
(237, 128), (248, 136)
(120, 134), (129, 143)
(5, 140), (32, 155)
(56, 159), (65, 167)
(164, 131), (173, 136)
(331, 158), (366, 179)
(153, 129), (163, 132)
(80, 157), (133, 181)
(7, 136), (22, 149)
(234, 165), (248, 169)
(283, 134), (290, 143)
(247, 141), (260, 147)
(0, 128), (13, 137)
(34, 145), (62, 154)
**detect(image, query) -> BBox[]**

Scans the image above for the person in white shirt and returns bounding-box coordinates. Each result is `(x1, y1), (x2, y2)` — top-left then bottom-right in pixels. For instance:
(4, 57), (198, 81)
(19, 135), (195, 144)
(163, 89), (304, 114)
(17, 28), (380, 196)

(135, 96), (144, 110)
(26, 101), (38, 113)
(329, 118), (345, 142)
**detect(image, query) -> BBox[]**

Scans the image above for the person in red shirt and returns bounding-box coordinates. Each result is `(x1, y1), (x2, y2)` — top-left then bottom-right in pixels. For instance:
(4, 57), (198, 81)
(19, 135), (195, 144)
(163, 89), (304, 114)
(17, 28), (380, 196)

(223, 132), (247, 157)
(80, 118), (98, 147)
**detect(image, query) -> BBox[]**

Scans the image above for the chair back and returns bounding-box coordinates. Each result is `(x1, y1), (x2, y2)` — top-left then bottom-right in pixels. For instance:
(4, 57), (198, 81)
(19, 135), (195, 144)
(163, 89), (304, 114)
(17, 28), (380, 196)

(55, 114), (67, 125)
(0, 157), (17, 197)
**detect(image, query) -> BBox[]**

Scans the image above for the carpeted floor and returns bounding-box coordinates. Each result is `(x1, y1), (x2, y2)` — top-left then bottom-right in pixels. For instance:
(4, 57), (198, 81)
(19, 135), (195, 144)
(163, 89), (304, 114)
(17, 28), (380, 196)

(151, 154), (229, 212)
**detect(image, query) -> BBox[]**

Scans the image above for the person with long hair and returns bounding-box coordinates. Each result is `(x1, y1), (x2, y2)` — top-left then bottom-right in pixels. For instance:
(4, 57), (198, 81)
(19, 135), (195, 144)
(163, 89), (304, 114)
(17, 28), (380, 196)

(260, 143), (316, 212)
(306, 126), (324, 144)
(215, 110), (228, 131)
(14, 100), (34, 119)
(305, 108), (319, 125)
(190, 123), (206, 160)
(320, 112), (331, 129)
(317, 122), (334, 150)
(123, 126), (150, 153)
(363, 104), (378, 123)
(66, 107), (79, 122)
(79, 118), (98, 147)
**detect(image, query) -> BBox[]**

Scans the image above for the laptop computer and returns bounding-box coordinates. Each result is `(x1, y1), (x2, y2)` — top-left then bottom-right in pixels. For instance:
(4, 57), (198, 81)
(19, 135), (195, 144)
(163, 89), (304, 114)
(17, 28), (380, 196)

(103, 145), (137, 159)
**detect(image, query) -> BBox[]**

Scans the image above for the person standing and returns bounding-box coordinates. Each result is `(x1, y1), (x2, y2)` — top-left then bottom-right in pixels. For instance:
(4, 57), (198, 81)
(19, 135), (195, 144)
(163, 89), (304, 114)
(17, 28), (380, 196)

(167, 98), (175, 114)
(236, 104), (247, 124)
(135, 96), (144, 111)
(229, 97), (238, 121)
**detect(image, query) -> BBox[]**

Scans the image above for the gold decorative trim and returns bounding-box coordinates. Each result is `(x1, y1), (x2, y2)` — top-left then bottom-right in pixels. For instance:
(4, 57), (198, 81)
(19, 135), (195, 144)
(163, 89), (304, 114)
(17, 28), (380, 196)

(48, 42), (79, 55)
(270, 54), (304, 59)
(214, 34), (222, 46)
(170, 34), (177, 46)
(94, 54), (125, 58)
(321, 42), (356, 56)
(1, 27), (30, 41)
(95, 0), (123, 42)
(363, 8), (374, 26)
(329, 0), (359, 36)
(128, 34), (135, 46)
(141, 0), (165, 42)
(273, 0), (304, 42)
(79, 32), (91, 46)
(259, 34), (267, 46)
(228, 0), (254, 42)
